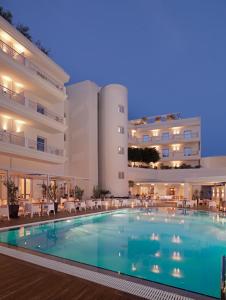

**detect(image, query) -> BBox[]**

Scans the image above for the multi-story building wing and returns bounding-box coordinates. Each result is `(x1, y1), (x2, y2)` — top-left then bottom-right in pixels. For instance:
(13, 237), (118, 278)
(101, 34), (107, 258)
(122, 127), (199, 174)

(0, 16), (69, 199)
(128, 113), (201, 169)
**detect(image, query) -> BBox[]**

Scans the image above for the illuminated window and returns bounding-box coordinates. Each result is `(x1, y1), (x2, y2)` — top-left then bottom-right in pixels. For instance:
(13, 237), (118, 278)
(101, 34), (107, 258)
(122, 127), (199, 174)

(118, 126), (124, 134)
(118, 146), (124, 154)
(172, 144), (180, 151)
(172, 127), (181, 135)
(172, 161), (181, 168)
(152, 130), (159, 137)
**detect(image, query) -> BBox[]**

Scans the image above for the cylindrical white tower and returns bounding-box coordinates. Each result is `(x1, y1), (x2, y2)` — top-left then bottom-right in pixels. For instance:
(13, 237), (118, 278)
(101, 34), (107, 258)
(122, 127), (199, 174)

(98, 84), (128, 197)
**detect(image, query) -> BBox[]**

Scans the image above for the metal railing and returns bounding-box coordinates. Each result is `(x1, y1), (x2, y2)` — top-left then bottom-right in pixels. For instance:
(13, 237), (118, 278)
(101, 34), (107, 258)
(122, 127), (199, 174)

(0, 39), (65, 93)
(128, 132), (199, 144)
(0, 84), (64, 124)
(221, 256), (226, 300)
(161, 150), (200, 159)
(0, 130), (64, 157)
(0, 84), (25, 105)
(0, 39), (25, 64)
(27, 99), (64, 123)
(28, 61), (65, 92)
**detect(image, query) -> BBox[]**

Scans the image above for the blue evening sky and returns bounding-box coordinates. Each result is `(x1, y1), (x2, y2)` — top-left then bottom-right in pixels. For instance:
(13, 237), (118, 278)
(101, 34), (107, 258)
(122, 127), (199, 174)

(1, 0), (226, 156)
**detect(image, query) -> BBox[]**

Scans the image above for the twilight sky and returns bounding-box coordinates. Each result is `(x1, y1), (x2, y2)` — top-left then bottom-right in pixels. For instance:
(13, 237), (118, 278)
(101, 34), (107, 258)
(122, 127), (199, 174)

(1, 0), (226, 156)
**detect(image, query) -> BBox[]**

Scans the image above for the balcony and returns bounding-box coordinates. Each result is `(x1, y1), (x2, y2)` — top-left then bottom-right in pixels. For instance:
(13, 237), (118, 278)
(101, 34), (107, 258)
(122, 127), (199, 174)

(0, 130), (65, 164)
(0, 39), (66, 96)
(128, 132), (199, 145)
(161, 150), (200, 161)
(0, 84), (66, 132)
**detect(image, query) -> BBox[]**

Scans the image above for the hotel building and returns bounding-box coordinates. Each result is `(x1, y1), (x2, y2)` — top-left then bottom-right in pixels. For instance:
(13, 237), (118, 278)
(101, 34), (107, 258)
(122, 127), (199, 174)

(0, 15), (226, 205)
(128, 114), (201, 169)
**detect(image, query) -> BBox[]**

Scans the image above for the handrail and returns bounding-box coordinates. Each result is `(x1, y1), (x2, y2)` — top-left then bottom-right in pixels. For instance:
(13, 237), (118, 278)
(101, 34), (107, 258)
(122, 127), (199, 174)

(0, 130), (64, 157)
(0, 39), (25, 64)
(0, 39), (64, 93)
(0, 84), (64, 124)
(0, 84), (25, 105)
(129, 132), (199, 143)
(221, 256), (226, 300)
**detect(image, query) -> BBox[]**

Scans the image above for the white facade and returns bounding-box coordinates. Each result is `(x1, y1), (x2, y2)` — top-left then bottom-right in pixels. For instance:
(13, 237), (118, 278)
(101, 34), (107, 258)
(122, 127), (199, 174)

(98, 84), (128, 196)
(0, 16), (69, 200)
(128, 114), (201, 168)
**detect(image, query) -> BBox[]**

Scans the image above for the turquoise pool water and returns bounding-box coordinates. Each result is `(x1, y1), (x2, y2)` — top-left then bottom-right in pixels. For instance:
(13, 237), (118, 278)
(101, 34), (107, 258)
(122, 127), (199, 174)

(0, 208), (225, 298)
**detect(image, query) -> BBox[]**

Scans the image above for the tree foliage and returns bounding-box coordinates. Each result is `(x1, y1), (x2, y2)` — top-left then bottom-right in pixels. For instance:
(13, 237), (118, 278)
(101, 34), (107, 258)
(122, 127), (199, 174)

(74, 185), (84, 200)
(128, 147), (160, 164)
(0, 6), (13, 24)
(0, 6), (50, 56)
(16, 24), (32, 41)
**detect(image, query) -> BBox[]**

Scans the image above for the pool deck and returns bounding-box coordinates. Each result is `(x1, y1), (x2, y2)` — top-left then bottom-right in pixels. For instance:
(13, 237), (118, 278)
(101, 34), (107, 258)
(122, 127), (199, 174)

(0, 253), (142, 300)
(0, 207), (218, 300)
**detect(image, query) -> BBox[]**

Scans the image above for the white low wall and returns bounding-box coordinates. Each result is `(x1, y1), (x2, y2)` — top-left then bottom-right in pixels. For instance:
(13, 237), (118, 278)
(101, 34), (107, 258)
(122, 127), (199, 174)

(128, 166), (226, 183)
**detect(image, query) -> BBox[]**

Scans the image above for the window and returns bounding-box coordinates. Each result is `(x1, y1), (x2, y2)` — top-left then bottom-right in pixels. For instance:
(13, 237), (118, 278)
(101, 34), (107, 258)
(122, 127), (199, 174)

(118, 126), (124, 134)
(162, 132), (169, 141)
(64, 134), (66, 142)
(184, 130), (192, 139)
(37, 136), (45, 152)
(118, 105), (125, 113)
(162, 148), (169, 157)
(37, 104), (45, 115)
(118, 171), (125, 179)
(118, 146), (124, 154)
(143, 135), (150, 142)
(184, 147), (192, 156)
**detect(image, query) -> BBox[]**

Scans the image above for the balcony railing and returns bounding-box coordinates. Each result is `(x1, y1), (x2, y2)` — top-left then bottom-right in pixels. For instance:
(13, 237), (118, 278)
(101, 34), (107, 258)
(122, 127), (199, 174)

(0, 39), (65, 93)
(0, 39), (25, 65)
(0, 84), (25, 105)
(0, 130), (64, 157)
(161, 150), (200, 159)
(129, 132), (199, 144)
(28, 61), (65, 92)
(0, 84), (64, 124)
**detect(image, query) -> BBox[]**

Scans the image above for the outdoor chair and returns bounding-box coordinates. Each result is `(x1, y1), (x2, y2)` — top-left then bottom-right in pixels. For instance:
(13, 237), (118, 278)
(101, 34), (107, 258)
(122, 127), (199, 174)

(25, 203), (41, 218)
(0, 205), (10, 220)
(64, 201), (76, 213)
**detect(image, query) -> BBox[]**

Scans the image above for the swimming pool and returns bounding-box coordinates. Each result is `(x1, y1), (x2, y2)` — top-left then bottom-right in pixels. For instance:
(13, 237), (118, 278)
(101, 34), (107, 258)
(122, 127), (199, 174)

(0, 208), (225, 298)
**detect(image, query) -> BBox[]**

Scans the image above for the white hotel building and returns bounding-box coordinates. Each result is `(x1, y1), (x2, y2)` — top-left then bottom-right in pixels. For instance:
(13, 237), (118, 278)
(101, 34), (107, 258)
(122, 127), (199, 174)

(0, 16), (226, 204)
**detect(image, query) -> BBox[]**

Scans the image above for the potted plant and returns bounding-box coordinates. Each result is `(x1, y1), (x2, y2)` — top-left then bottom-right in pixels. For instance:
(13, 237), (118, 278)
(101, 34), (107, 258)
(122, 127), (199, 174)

(49, 183), (58, 213)
(100, 189), (110, 200)
(4, 177), (19, 218)
(74, 185), (84, 200)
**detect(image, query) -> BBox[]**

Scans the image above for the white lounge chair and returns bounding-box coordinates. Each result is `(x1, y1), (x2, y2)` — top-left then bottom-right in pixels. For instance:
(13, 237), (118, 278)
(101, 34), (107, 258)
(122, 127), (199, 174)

(209, 201), (217, 209)
(86, 200), (95, 210)
(95, 200), (102, 209)
(43, 203), (55, 216)
(113, 199), (120, 207)
(79, 201), (86, 211)
(176, 200), (183, 208)
(122, 199), (128, 207)
(64, 201), (75, 213)
(25, 203), (41, 218)
(0, 205), (10, 220)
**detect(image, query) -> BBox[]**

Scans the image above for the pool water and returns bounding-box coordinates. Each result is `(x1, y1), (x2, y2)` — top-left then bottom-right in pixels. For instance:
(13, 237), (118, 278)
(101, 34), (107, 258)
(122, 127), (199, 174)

(0, 208), (225, 298)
